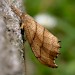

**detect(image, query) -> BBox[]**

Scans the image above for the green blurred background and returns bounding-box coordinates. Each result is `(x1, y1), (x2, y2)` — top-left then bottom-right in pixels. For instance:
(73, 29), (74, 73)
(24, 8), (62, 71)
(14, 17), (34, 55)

(23, 0), (75, 75)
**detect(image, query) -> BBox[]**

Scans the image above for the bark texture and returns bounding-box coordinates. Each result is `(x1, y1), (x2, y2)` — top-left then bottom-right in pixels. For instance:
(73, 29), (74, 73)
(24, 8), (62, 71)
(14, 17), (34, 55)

(0, 0), (25, 75)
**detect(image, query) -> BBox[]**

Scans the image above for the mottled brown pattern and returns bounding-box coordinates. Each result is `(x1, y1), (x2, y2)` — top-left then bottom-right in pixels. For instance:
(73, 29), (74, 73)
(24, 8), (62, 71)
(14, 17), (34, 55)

(11, 5), (61, 68)
(30, 22), (37, 46)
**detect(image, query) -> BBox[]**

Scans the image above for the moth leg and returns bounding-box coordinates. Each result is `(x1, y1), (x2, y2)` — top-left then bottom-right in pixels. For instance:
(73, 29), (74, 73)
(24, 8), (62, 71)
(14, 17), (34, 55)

(19, 20), (24, 30)
(19, 21), (26, 42)
(20, 23), (24, 29)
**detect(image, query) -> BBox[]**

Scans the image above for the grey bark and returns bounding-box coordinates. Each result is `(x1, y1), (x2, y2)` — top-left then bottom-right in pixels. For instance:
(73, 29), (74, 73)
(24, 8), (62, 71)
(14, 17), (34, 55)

(0, 0), (25, 75)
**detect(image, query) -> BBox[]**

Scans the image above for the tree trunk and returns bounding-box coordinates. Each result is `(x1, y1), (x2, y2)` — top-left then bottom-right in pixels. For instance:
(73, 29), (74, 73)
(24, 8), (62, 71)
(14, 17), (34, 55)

(0, 0), (25, 75)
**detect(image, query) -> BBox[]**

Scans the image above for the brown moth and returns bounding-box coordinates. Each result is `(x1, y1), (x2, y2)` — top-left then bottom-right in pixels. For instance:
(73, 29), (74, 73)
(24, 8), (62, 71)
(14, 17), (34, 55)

(11, 5), (61, 68)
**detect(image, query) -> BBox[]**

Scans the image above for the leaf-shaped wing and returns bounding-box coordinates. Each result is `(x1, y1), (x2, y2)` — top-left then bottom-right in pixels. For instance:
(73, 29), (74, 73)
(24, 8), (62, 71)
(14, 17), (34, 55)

(22, 14), (60, 68)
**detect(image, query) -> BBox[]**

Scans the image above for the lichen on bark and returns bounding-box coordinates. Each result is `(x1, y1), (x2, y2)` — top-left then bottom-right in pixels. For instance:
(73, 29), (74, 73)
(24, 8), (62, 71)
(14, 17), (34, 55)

(0, 0), (25, 75)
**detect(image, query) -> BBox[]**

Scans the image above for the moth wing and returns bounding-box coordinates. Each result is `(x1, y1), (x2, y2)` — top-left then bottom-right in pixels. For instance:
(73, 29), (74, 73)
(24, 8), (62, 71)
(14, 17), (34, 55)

(38, 29), (60, 68)
(23, 14), (60, 68)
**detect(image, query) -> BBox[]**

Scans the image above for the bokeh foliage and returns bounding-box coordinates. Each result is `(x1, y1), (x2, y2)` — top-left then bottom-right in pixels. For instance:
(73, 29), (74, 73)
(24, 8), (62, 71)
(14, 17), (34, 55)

(24, 0), (75, 75)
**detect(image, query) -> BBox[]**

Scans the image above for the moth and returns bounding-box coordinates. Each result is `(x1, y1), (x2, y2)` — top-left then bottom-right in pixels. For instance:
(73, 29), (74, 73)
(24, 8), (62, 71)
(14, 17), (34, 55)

(11, 5), (61, 68)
